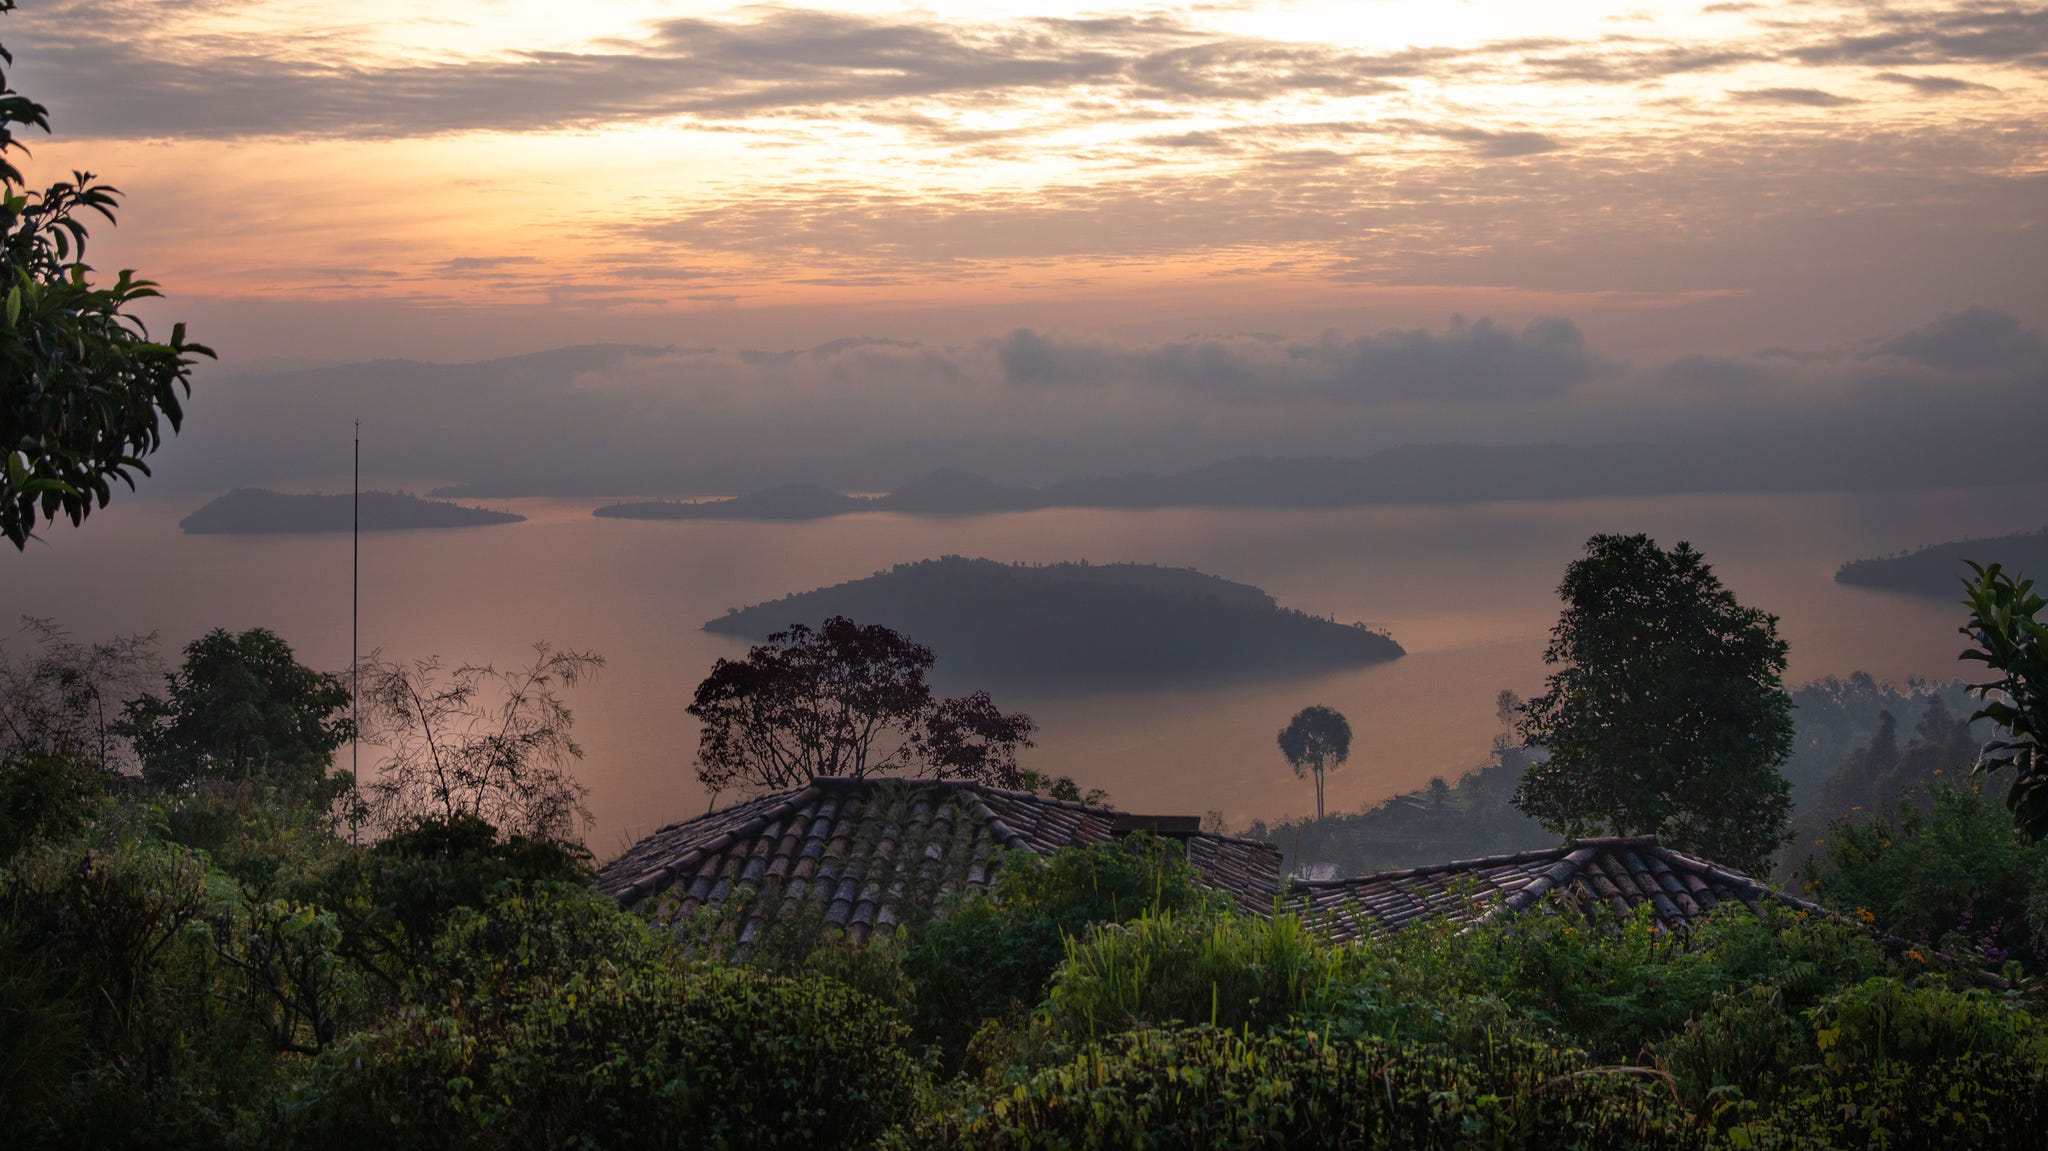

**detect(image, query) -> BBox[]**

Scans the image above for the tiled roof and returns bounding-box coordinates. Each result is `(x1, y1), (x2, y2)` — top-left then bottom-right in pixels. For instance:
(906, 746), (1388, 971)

(1290, 835), (1827, 943)
(598, 781), (1825, 947)
(596, 777), (1284, 944)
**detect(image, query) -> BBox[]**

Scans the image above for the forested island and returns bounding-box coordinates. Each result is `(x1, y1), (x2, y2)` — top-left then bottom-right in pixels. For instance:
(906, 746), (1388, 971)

(1835, 527), (2048, 596)
(180, 488), (525, 534)
(595, 482), (865, 521)
(705, 556), (1402, 682)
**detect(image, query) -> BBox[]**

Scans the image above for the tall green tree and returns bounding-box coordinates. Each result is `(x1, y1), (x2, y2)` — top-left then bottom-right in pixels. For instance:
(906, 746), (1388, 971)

(1278, 704), (1352, 821)
(1, 1), (211, 549)
(1960, 560), (2048, 838)
(1514, 534), (1793, 872)
(122, 628), (351, 793)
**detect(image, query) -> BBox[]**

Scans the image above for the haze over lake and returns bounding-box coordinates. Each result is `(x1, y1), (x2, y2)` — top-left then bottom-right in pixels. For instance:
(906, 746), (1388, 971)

(5, 484), (2030, 855)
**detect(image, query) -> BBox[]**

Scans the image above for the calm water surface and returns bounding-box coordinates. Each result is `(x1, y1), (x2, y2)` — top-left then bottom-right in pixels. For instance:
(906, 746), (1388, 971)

(4, 485), (2035, 857)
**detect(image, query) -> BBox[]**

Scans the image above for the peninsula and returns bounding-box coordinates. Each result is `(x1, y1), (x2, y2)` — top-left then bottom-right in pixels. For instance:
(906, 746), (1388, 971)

(705, 556), (1403, 683)
(1836, 527), (2048, 597)
(180, 489), (524, 534)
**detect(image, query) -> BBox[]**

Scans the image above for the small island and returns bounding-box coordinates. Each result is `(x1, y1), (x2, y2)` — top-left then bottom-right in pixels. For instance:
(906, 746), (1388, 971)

(705, 556), (1403, 683)
(1835, 527), (2048, 596)
(180, 488), (525, 534)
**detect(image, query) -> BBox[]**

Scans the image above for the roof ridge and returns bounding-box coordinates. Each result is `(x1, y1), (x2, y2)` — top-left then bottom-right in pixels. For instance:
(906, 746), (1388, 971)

(1296, 840), (1584, 885)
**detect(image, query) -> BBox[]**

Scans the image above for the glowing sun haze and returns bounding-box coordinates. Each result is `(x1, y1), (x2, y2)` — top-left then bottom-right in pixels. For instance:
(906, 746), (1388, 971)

(5, 0), (2043, 363)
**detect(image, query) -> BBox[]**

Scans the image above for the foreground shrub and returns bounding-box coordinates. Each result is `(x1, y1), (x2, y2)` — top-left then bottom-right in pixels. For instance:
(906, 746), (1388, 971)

(279, 886), (920, 1150)
(903, 833), (1224, 1056)
(900, 1025), (1704, 1151)
(1047, 911), (1357, 1039)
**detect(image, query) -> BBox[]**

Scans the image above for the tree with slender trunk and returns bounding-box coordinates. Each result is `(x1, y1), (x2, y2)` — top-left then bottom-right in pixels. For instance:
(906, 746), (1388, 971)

(1278, 704), (1351, 821)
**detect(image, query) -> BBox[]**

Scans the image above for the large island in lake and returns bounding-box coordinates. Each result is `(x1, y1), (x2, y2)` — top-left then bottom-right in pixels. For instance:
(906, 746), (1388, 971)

(705, 556), (1403, 683)
(181, 489), (525, 534)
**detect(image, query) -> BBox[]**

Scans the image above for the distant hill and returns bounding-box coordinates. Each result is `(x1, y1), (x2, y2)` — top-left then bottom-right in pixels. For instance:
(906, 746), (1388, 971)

(874, 468), (1045, 514)
(1835, 527), (2048, 596)
(594, 483), (867, 521)
(704, 556), (1403, 683)
(180, 489), (524, 534)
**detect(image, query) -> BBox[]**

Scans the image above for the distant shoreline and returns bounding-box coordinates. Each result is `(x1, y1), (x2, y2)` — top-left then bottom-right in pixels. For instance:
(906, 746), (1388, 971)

(180, 489), (525, 535)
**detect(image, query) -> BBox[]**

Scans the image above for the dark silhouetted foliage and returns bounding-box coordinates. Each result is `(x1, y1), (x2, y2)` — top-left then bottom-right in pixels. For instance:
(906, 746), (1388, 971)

(1278, 703), (1351, 820)
(1515, 534), (1794, 872)
(689, 616), (1033, 796)
(122, 628), (351, 795)
(0, 3), (212, 548)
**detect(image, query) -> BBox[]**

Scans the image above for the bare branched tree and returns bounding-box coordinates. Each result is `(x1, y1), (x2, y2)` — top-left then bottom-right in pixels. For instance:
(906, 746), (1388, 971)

(355, 643), (604, 842)
(0, 616), (160, 772)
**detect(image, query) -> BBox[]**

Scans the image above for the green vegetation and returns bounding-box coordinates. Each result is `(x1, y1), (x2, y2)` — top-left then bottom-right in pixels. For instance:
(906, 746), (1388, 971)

(1278, 703), (1351, 821)
(1515, 534), (1795, 873)
(1960, 560), (2048, 838)
(178, 488), (525, 534)
(1, 4), (212, 548)
(705, 556), (1402, 683)
(5, 612), (2048, 1148)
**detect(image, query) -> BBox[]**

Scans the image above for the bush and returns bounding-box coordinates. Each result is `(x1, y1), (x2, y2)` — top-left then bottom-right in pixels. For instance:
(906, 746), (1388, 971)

(898, 1026), (1705, 1150)
(902, 834), (1224, 1057)
(0, 749), (107, 861)
(1046, 911), (1356, 1039)
(279, 886), (922, 1150)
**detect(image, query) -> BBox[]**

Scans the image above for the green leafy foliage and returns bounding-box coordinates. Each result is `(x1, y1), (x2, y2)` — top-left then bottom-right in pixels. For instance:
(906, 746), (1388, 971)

(901, 834), (1225, 1059)
(280, 885), (921, 1150)
(1960, 560), (2048, 837)
(1516, 534), (1796, 872)
(0, 2), (213, 548)
(899, 1026), (1705, 1151)
(1801, 782), (2048, 971)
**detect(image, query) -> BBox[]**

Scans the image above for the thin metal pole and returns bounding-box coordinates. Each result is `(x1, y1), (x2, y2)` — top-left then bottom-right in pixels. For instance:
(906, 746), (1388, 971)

(352, 420), (360, 845)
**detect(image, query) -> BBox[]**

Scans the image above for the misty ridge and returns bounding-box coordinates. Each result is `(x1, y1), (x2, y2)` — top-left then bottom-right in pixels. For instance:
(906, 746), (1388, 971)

(704, 556), (1403, 685)
(147, 307), (2048, 505)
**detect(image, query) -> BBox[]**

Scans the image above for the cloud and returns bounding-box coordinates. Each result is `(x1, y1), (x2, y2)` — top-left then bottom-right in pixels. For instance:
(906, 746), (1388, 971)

(997, 328), (1116, 388)
(1653, 353), (1770, 393)
(1730, 87), (1859, 106)
(1874, 71), (1999, 94)
(1792, 6), (2048, 69)
(1875, 306), (2048, 374)
(996, 316), (1607, 404)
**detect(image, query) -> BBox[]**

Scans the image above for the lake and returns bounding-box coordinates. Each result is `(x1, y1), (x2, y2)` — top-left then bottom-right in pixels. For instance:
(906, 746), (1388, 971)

(3, 484), (2031, 858)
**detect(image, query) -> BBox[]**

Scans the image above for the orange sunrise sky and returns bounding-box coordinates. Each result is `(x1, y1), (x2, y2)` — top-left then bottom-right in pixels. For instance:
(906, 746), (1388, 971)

(5, 0), (2042, 366)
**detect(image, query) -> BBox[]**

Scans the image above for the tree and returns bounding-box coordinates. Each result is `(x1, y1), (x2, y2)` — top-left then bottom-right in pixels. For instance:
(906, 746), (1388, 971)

(355, 643), (603, 842)
(1513, 534), (1794, 873)
(1278, 704), (1351, 821)
(1, 3), (212, 549)
(1959, 560), (2048, 838)
(122, 627), (351, 794)
(688, 616), (1034, 798)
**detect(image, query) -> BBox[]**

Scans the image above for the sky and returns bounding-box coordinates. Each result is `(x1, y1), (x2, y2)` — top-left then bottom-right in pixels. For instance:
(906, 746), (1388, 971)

(4, 0), (2045, 478)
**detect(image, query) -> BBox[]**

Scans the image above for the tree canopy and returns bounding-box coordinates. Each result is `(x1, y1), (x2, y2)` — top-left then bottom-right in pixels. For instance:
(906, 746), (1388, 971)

(1, 2), (211, 549)
(1278, 704), (1352, 821)
(1513, 534), (1794, 872)
(122, 627), (351, 794)
(688, 616), (1035, 797)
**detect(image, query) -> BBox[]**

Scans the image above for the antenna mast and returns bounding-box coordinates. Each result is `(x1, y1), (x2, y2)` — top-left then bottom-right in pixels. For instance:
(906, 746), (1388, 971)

(352, 419), (360, 845)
